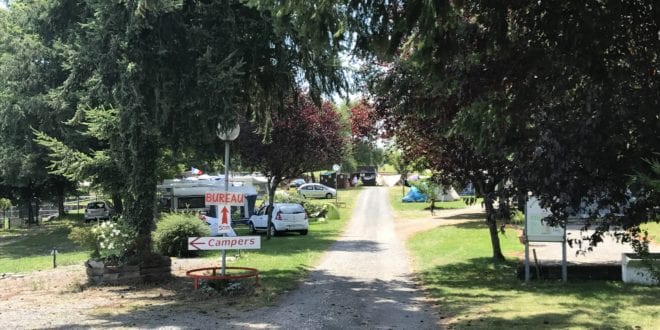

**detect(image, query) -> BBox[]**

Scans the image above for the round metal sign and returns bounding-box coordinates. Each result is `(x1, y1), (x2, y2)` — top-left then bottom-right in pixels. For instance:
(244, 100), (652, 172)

(332, 164), (340, 171)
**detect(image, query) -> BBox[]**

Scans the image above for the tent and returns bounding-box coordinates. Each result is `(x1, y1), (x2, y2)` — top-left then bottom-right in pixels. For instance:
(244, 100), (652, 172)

(431, 186), (461, 202)
(402, 186), (428, 203)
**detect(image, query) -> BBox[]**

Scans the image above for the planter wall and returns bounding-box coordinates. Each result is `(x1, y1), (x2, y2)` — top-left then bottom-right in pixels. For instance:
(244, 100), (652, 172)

(621, 253), (660, 285)
(85, 255), (171, 285)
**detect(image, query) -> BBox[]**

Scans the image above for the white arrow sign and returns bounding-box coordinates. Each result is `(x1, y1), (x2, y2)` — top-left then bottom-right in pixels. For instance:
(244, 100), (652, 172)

(188, 236), (261, 250)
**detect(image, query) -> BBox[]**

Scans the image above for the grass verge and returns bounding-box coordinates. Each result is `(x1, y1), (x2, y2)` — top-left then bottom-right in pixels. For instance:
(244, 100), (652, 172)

(0, 215), (90, 273)
(407, 221), (660, 329)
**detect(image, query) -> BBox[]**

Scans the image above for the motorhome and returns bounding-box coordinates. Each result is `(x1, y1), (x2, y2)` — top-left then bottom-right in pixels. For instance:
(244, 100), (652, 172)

(157, 176), (258, 220)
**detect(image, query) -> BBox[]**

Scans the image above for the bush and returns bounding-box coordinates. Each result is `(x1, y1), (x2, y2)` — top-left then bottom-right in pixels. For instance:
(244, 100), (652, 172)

(273, 192), (325, 217)
(153, 213), (211, 258)
(68, 220), (135, 264)
(273, 192), (306, 204)
(68, 226), (100, 258)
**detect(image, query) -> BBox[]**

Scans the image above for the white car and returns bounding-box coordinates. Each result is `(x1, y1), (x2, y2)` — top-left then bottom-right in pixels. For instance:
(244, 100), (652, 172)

(297, 183), (336, 199)
(248, 203), (308, 236)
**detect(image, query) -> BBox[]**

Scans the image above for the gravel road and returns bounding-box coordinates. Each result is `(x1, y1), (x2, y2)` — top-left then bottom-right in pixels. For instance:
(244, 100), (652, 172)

(227, 186), (440, 329)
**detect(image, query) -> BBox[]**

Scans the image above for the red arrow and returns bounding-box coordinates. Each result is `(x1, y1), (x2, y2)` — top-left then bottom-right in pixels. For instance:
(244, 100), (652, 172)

(189, 237), (206, 250)
(221, 206), (229, 225)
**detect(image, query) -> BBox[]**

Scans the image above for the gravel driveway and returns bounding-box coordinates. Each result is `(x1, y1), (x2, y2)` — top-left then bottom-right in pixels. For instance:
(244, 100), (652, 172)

(227, 186), (441, 329)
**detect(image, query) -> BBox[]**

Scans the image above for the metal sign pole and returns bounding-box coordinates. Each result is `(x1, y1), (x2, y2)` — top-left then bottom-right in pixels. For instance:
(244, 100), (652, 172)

(524, 203), (530, 282)
(222, 141), (229, 276)
(562, 225), (567, 283)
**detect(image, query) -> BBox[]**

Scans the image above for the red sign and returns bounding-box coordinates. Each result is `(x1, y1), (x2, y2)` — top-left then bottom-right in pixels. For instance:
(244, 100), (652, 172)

(188, 236), (261, 250)
(218, 206), (232, 234)
(205, 191), (245, 206)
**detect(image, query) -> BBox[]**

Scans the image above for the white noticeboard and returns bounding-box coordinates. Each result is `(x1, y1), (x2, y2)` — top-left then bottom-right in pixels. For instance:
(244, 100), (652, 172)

(525, 197), (565, 242)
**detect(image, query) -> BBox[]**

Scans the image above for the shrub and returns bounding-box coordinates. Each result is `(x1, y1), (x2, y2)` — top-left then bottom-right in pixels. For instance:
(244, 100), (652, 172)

(273, 192), (325, 217)
(68, 226), (100, 258)
(68, 220), (135, 264)
(153, 213), (211, 258)
(273, 192), (306, 204)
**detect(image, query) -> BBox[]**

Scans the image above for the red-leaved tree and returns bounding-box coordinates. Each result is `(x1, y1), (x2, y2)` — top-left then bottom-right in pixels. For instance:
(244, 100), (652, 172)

(349, 99), (379, 142)
(237, 92), (345, 239)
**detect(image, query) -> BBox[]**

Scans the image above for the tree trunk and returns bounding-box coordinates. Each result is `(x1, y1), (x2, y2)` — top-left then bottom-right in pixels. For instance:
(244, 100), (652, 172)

(112, 193), (124, 214)
(483, 192), (505, 262)
(56, 184), (66, 216)
(265, 177), (280, 240)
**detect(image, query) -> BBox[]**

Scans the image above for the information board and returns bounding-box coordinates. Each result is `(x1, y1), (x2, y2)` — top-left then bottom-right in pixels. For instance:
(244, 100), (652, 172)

(525, 197), (565, 242)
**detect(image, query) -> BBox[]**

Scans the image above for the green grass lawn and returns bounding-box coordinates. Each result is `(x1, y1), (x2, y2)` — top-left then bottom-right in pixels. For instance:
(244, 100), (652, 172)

(0, 188), (360, 307)
(407, 218), (660, 329)
(388, 186), (479, 219)
(194, 188), (359, 304)
(0, 215), (90, 273)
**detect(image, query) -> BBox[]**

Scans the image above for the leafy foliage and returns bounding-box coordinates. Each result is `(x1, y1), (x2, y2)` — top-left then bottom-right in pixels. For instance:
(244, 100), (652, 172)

(238, 92), (344, 238)
(366, 1), (659, 261)
(68, 220), (135, 265)
(153, 213), (210, 258)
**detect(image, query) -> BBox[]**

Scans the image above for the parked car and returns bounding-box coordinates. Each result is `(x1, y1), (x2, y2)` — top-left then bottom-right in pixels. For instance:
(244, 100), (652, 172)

(297, 183), (336, 199)
(84, 201), (115, 223)
(248, 203), (308, 236)
(289, 178), (306, 188)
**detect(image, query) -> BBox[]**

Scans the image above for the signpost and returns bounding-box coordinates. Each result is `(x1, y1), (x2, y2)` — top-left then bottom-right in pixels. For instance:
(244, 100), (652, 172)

(188, 236), (261, 250)
(524, 196), (567, 282)
(332, 164), (340, 206)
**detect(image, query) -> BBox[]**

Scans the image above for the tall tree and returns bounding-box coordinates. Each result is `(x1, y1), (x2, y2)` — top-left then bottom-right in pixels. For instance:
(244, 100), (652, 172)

(367, 1), (659, 257)
(237, 92), (344, 239)
(0, 1), (76, 223)
(36, 0), (351, 264)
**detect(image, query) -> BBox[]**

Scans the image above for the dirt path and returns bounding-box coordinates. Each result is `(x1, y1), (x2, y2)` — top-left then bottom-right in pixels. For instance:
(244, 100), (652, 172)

(0, 187), (484, 329)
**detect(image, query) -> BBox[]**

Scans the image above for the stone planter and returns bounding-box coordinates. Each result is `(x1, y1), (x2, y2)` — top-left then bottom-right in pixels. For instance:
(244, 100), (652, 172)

(85, 255), (172, 285)
(621, 253), (660, 285)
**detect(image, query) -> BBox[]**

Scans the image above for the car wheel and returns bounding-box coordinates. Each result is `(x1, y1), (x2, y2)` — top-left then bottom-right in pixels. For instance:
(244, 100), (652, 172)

(268, 224), (278, 237)
(249, 222), (257, 234)
(325, 193), (333, 199)
(299, 230), (308, 236)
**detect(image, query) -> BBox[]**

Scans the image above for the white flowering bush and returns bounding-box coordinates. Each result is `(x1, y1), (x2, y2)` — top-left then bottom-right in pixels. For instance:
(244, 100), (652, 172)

(69, 220), (136, 265)
(91, 221), (135, 264)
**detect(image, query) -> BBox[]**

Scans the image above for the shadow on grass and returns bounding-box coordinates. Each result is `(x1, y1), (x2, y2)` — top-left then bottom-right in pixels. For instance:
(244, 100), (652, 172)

(416, 256), (659, 328)
(441, 212), (485, 221)
(0, 221), (86, 259)
(49, 267), (436, 329)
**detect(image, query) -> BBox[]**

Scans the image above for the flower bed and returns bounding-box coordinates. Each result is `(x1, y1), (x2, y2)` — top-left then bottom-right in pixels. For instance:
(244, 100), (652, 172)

(85, 255), (172, 285)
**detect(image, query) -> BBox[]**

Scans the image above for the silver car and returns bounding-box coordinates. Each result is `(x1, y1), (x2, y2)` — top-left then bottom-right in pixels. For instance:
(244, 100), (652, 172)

(84, 201), (115, 222)
(297, 183), (336, 199)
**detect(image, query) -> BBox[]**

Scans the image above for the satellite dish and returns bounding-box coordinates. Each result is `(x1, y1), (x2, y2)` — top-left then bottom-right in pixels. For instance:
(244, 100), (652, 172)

(217, 123), (240, 141)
